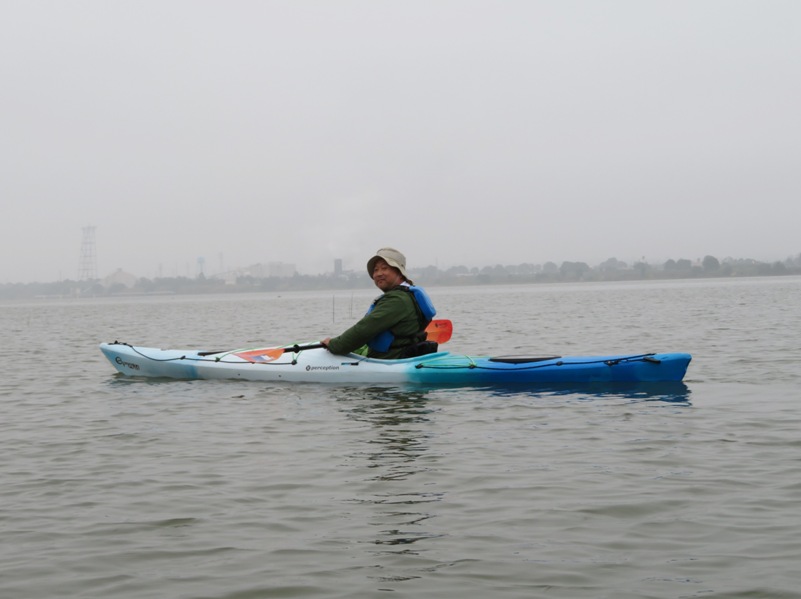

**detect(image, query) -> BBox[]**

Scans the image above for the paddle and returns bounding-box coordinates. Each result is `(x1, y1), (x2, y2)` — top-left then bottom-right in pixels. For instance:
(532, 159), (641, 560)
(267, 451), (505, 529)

(423, 318), (453, 344)
(235, 319), (452, 362)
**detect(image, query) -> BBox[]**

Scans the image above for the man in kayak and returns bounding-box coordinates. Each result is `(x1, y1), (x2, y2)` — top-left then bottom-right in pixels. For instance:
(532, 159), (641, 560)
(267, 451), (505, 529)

(321, 247), (437, 359)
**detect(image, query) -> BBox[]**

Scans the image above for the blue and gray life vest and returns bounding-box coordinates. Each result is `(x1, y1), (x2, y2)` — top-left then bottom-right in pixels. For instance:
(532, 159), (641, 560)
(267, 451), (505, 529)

(366, 285), (436, 353)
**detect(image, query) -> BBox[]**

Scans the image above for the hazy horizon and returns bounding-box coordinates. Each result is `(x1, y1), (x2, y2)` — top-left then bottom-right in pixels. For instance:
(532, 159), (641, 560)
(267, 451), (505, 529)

(2, 1), (800, 284)
(3, 244), (797, 285)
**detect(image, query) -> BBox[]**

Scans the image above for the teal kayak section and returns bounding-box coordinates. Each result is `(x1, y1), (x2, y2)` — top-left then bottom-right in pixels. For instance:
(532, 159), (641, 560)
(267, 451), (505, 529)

(405, 353), (692, 385)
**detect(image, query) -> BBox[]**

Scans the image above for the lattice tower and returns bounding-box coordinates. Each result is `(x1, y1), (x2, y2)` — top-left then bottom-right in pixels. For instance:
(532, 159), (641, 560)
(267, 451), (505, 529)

(78, 226), (98, 281)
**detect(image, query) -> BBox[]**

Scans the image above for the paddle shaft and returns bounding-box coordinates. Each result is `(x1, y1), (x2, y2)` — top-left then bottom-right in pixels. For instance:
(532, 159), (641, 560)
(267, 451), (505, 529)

(285, 343), (326, 353)
(199, 319), (453, 359)
(273, 319), (451, 357)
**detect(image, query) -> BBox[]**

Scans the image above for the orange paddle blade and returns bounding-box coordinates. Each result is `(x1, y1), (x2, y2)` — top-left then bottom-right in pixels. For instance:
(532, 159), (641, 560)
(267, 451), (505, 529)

(234, 342), (326, 362)
(233, 347), (285, 362)
(425, 319), (453, 344)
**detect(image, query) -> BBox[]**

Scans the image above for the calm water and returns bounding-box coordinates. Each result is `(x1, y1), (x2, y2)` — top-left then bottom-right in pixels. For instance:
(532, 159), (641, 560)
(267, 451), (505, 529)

(2, 277), (800, 598)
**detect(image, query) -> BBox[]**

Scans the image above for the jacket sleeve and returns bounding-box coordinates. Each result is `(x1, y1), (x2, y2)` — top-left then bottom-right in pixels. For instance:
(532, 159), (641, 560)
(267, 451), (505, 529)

(326, 292), (408, 355)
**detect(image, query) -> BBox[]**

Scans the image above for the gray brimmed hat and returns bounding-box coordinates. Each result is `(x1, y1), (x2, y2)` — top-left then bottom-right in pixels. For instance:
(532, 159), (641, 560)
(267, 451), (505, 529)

(366, 247), (409, 280)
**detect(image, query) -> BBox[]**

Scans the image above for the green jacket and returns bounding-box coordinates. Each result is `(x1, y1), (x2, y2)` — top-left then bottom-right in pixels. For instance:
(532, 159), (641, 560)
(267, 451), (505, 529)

(326, 286), (427, 359)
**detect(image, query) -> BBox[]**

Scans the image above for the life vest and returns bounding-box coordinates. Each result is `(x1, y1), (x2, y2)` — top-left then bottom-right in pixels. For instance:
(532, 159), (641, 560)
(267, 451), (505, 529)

(366, 285), (436, 353)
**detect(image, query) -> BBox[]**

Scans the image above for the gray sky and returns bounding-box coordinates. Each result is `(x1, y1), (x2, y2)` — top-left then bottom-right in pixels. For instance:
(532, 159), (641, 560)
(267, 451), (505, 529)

(2, 0), (800, 283)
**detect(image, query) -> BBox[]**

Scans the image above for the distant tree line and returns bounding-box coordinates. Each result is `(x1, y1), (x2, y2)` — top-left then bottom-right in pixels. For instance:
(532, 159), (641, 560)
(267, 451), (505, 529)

(2, 254), (800, 300)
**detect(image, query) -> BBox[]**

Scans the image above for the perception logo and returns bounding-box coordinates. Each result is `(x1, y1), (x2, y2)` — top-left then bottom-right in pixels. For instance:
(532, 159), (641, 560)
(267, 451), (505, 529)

(115, 356), (141, 370)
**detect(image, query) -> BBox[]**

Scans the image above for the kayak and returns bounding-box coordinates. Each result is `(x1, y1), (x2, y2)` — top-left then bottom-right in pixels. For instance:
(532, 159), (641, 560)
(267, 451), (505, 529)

(99, 341), (692, 386)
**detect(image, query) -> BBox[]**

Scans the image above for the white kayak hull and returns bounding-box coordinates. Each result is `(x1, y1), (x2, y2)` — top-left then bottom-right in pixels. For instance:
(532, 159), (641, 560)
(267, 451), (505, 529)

(99, 342), (692, 386)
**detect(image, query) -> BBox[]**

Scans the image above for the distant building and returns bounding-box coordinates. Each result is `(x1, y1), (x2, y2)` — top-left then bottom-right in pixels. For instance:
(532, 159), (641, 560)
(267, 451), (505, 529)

(334, 259), (343, 276)
(211, 261), (297, 283)
(225, 262), (298, 279)
(264, 262), (296, 278)
(103, 268), (137, 289)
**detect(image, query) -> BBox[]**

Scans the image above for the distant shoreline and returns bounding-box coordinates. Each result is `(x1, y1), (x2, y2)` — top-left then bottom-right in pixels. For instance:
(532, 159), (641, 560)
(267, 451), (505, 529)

(3, 254), (800, 300)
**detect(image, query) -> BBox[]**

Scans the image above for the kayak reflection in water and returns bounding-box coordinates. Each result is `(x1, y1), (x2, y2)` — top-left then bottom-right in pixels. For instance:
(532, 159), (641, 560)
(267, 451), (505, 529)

(321, 247), (439, 360)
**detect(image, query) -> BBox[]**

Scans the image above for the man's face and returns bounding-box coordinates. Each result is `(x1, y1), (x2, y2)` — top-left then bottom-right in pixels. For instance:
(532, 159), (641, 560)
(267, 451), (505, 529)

(371, 258), (402, 292)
